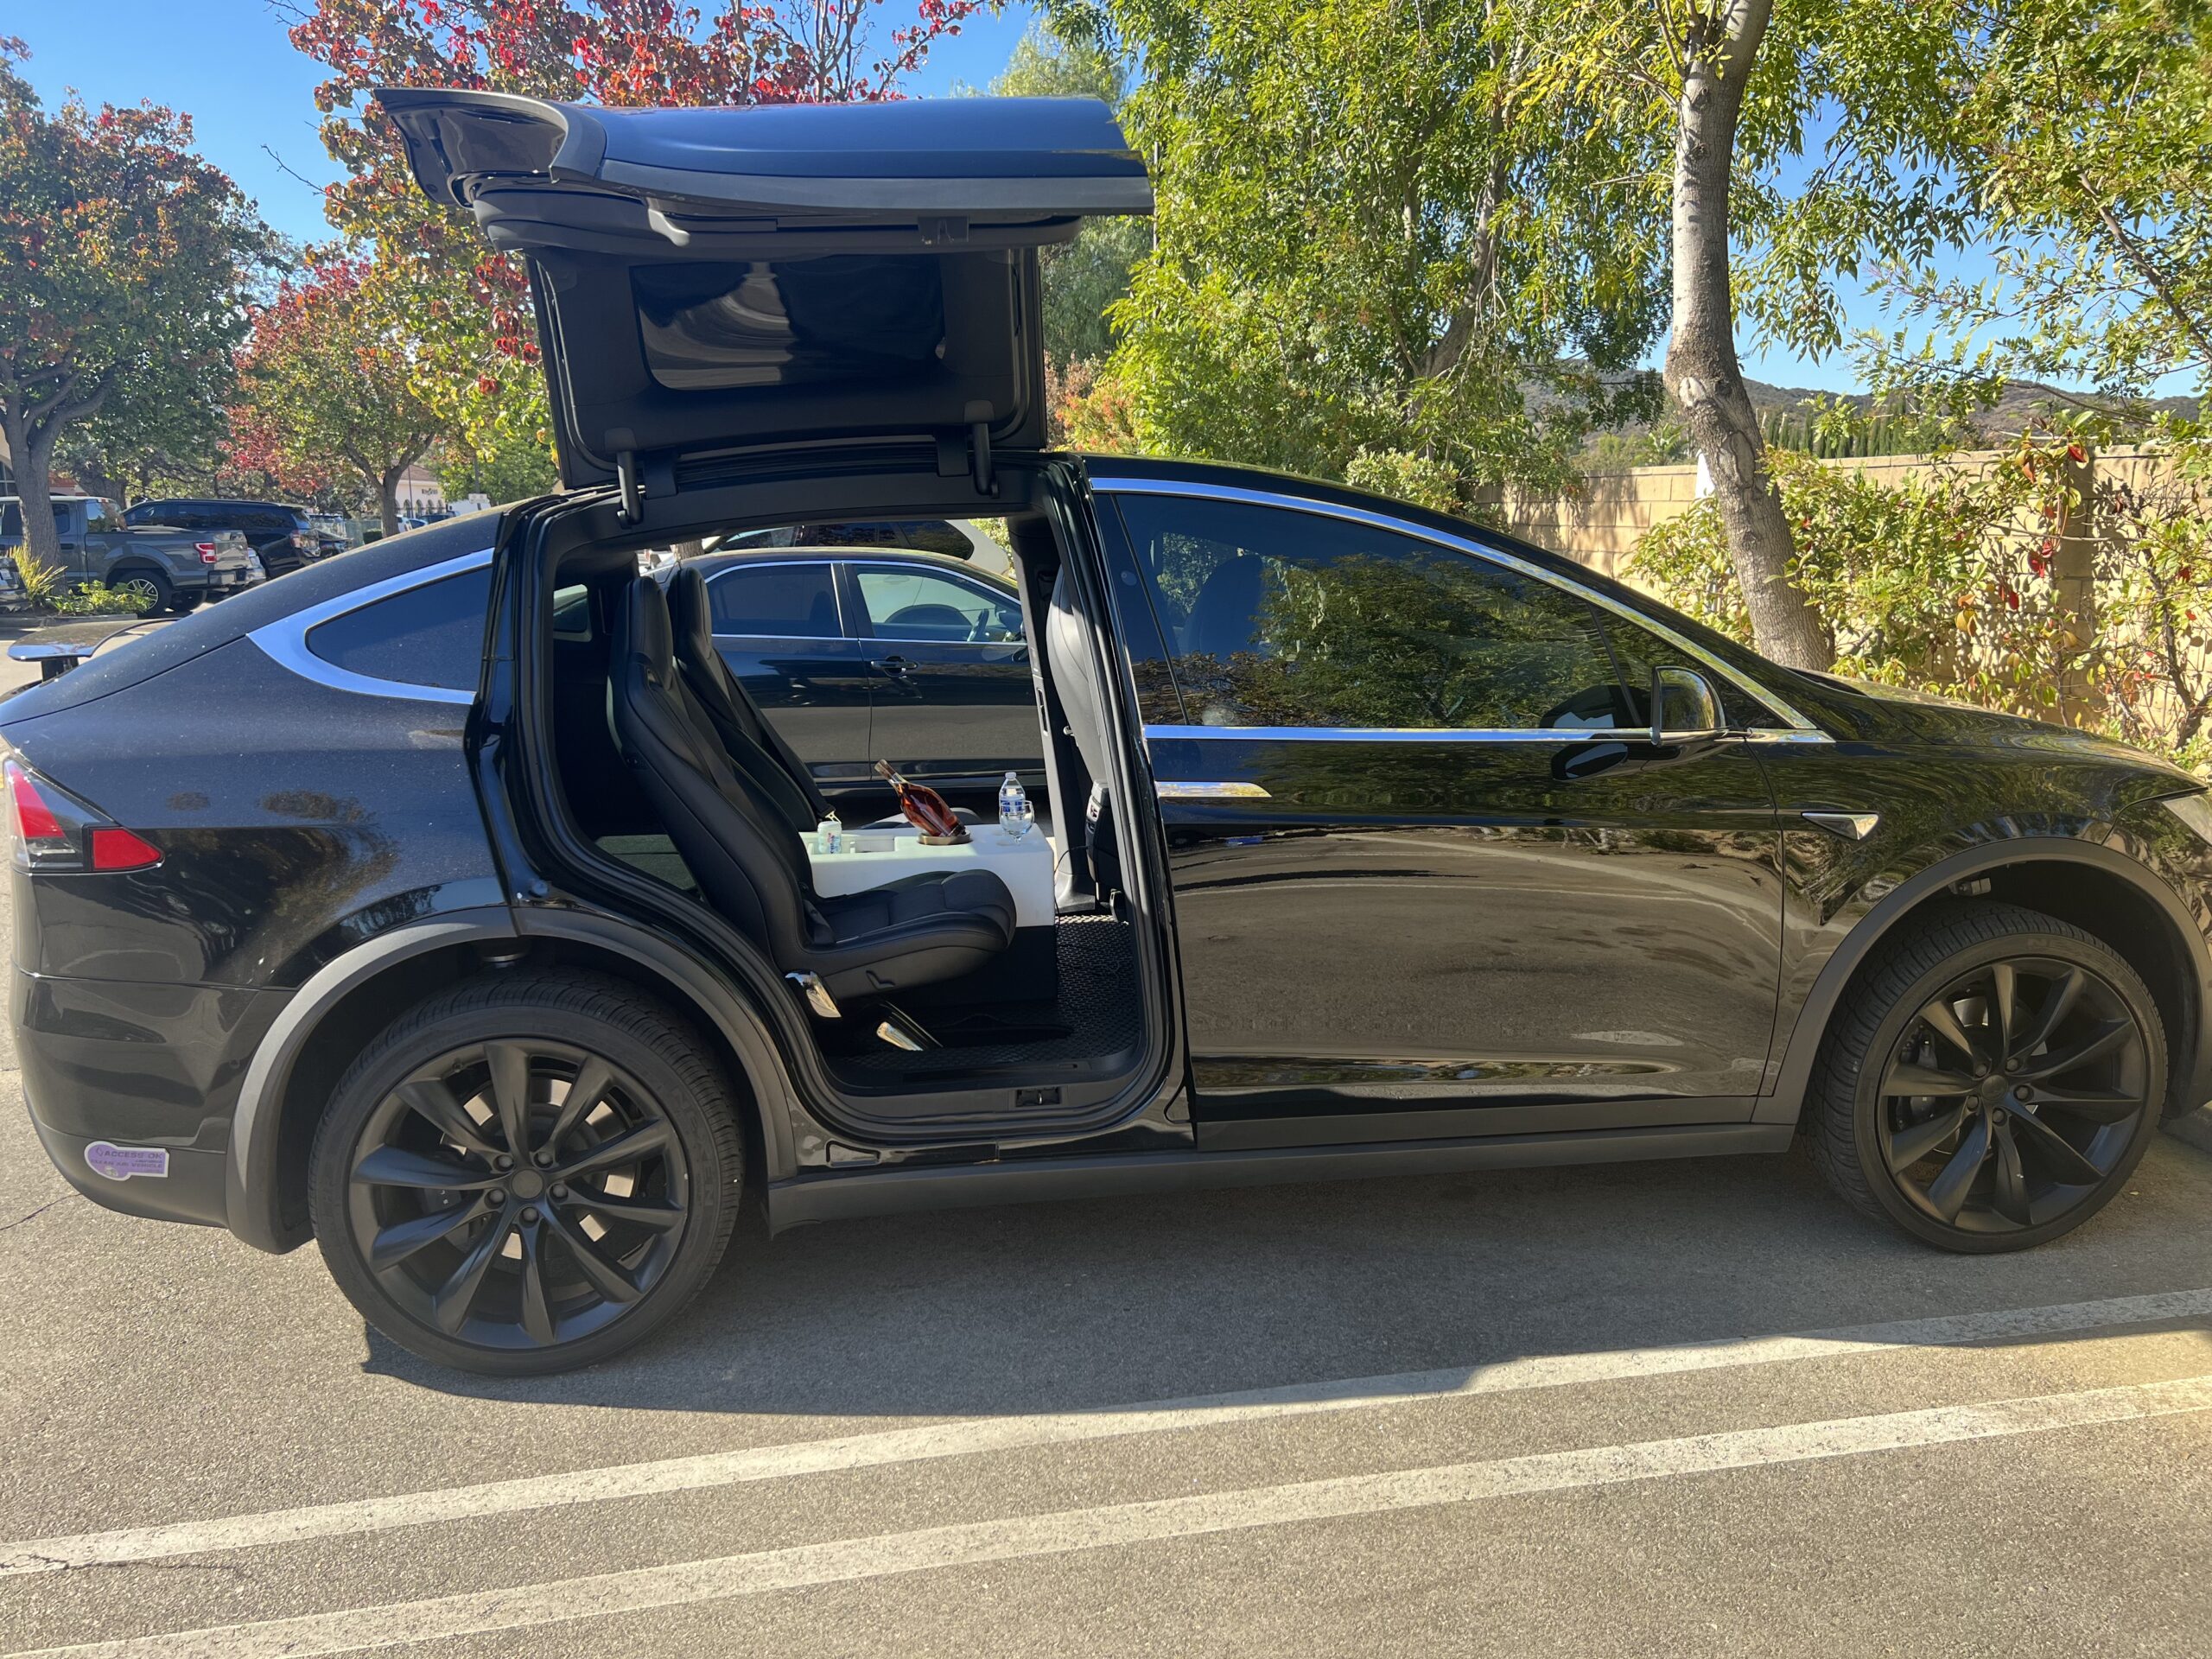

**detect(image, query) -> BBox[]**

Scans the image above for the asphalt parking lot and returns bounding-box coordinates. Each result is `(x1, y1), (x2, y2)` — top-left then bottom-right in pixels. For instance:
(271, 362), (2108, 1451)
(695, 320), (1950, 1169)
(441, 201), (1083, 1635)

(3, 910), (2212, 1656)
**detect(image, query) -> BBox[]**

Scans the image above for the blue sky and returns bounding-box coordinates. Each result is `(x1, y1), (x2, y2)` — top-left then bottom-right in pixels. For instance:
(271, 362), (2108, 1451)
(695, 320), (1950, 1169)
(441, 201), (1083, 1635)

(16, 0), (1915, 395)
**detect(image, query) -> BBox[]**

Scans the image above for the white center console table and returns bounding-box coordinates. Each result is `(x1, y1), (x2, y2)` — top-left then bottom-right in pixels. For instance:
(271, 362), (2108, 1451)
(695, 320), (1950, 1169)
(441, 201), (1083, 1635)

(806, 824), (1058, 929)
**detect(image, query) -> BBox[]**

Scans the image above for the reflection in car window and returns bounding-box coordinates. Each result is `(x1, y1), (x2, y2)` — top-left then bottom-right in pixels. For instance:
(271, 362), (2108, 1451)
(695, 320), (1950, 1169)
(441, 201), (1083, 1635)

(1111, 494), (1640, 732)
(707, 563), (840, 637)
(305, 568), (493, 692)
(853, 566), (1020, 643)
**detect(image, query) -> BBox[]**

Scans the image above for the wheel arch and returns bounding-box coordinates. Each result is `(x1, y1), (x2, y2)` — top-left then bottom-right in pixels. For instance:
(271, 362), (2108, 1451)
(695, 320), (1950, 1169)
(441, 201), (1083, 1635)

(1763, 837), (2211, 1128)
(226, 907), (798, 1255)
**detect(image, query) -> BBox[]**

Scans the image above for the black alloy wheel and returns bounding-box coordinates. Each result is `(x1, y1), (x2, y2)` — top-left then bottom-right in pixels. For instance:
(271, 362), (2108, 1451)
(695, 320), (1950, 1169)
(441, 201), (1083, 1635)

(312, 972), (742, 1374)
(1810, 902), (2164, 1252)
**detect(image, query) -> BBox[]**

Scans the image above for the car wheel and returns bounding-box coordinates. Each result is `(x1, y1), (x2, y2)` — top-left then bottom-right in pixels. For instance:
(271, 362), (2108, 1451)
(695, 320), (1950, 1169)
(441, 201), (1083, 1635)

(110, 569), (172, 616)
(310, 969), (744, 1375)
(1808, 901), (2163, 1252)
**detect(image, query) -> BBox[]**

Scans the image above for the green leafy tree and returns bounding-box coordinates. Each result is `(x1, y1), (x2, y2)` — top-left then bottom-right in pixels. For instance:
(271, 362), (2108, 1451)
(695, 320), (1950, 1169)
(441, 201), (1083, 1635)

(1526, 0), (2004, 671)
(1861, 0), (2212, 444)
(989, 26), (1150, 366)
(434, 426), (560, 508)
(1050, 0), (1668, 505)
(230, 257), (444, 536)
(0, 41), (267, 575)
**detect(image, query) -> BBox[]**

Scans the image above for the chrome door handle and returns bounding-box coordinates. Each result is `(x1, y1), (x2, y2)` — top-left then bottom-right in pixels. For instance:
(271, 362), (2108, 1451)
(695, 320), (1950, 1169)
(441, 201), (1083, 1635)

(877, 656), (911, 677)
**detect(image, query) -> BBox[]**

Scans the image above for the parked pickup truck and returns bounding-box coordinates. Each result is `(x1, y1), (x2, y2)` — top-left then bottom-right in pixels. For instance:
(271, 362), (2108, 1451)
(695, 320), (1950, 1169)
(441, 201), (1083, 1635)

(0, 495), (261, 614)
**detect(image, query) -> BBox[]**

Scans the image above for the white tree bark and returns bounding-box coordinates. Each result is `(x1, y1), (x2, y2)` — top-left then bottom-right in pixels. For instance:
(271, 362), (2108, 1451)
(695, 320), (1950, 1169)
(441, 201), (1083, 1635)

(1662, 0), (1832, 670)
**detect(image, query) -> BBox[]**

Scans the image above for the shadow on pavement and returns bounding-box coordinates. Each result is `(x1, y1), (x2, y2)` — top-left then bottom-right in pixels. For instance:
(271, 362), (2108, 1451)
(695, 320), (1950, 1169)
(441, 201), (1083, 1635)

(356, 1135), (2212, 1419)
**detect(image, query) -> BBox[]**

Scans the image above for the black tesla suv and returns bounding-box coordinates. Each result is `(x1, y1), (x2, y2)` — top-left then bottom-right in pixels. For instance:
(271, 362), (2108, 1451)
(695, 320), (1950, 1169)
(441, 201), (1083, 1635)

(10, 90), (2212, 1375)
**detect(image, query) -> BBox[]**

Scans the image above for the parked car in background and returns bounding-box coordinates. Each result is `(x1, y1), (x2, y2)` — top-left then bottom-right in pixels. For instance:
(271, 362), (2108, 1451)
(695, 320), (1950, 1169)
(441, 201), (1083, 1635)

(0, 496), (258, 613)
(711, 518), (1014, 579)
(308, 514), (354, 556)
(123, 499), (327, 578)
(671, 546), (1041, 797)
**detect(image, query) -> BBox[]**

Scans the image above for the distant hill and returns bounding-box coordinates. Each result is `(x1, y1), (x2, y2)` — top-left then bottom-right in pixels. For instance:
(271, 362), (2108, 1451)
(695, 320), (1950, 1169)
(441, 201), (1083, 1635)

(1741, 377), (2199, 437)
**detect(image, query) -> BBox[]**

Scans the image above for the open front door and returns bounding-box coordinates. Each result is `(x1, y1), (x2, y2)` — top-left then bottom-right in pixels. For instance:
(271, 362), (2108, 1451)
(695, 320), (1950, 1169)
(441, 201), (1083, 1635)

(378, 90), (1153, 490)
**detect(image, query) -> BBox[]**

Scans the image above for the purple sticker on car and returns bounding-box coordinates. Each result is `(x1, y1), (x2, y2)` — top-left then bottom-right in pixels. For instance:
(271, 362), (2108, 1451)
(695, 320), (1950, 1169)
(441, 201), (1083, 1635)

(85, 1141), (169, 1182)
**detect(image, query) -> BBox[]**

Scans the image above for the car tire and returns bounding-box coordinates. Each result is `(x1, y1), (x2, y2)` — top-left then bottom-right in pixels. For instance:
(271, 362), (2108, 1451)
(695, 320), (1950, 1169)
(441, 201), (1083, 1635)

(109, 568), (173, 616)
(1807, 900), (2164, 1253)
(310, 969), (746, 1375)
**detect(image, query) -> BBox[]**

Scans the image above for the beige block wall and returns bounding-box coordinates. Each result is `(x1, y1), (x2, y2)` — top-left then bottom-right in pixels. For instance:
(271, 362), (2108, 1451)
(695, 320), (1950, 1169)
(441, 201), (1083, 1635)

(1478, 447), (2177, 595)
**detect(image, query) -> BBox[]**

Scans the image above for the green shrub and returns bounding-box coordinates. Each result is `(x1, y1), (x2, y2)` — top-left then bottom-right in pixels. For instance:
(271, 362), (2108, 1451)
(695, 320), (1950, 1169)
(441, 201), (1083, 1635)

(1631, 442), (2212, 769)
(53, 580), (156, 617)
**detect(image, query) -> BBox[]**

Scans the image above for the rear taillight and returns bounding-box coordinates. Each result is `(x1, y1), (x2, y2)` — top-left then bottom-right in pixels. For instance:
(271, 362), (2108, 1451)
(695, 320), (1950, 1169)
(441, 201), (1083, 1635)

(3, 759), (161, 872)
(195, 543), (219, 563)
(8, 763), (63, 848)
(89, 827), (163, 871)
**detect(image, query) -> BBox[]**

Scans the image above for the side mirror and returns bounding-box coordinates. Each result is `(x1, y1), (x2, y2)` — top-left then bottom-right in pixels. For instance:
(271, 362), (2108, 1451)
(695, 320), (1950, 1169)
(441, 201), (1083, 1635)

(1649, 665), (1725, 744)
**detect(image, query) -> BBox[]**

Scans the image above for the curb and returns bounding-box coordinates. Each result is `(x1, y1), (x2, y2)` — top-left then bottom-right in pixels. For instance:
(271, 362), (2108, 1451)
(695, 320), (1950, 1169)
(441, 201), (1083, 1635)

(2163, 1104), (2212, 1154)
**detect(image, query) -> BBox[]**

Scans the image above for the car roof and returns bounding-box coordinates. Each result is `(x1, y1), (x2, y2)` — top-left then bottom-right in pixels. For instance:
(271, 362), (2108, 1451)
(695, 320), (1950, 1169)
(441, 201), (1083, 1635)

(137, 498), (308, 512)
(681, 546), (1014, 588)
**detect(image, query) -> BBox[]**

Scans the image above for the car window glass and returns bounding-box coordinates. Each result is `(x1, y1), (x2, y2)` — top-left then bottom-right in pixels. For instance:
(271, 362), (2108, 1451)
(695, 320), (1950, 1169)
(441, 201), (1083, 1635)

(1110, 493), (1636, 731)
(706, 563), (840, 637)
(0, 505), (16, 538)
(80, 499), (111, 529)
(854, 566), (1021, 643)
(552, 583), (593, 641)
(305, 567), (493, 692)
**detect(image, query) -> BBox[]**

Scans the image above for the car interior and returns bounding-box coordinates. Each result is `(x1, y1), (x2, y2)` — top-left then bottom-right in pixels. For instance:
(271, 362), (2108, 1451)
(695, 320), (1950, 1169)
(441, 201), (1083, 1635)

(538, 500), (1156, 1104)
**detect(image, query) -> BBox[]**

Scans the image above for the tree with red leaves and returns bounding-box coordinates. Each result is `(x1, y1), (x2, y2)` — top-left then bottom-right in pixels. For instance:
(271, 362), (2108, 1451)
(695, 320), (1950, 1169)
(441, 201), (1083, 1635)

(281, 0), (983, 463)
(231, 257), (443, 537)
(0, 40), (266, 579)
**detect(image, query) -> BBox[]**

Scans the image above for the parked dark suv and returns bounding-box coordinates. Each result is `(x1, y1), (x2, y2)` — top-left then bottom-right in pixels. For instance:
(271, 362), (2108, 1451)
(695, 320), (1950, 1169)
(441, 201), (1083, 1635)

(122, 498), (327, 577)
(9, 92), (2210, 1376)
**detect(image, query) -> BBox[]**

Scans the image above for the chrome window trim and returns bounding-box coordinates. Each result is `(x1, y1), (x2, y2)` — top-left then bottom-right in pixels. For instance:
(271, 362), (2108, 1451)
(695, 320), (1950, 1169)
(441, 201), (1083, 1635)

(1155, 779), (1273, 800)
(1089, 474), (1831, 742)
(1144, 724), (1834, 746)
(247, 547), (493, 707)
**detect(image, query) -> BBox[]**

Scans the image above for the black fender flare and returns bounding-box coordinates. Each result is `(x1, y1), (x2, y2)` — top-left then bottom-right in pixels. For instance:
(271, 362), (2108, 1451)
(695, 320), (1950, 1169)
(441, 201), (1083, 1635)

(1756, 836), (2212, 1125)
(225, 906), (798, 1254)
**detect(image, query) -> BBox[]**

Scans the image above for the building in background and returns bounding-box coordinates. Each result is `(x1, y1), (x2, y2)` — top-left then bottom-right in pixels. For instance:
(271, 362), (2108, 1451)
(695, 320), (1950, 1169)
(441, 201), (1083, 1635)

(395, 464), (447, 518)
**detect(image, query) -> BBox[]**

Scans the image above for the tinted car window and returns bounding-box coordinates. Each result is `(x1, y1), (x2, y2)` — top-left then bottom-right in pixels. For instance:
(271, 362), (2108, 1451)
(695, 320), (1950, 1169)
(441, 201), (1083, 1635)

(1111, 494), (1637, 732)
(305, 568), (493, 691)
(706, 563), (840, 636)
(2, 503), (75, 537)
(853, 566), (1020, 643)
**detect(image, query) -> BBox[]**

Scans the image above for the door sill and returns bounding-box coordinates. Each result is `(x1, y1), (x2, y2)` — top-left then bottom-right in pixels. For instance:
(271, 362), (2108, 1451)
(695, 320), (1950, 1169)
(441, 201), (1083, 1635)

(766, 1121), (1793, 1230)
(1194, 1096), (1761, 1150)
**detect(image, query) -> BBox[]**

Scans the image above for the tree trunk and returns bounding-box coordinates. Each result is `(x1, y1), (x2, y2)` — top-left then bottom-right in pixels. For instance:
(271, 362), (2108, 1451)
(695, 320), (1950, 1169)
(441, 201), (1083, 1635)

(377, 467), (403, 539)
(1, 401), (67, 589)
(1662, 0), (1832, 671)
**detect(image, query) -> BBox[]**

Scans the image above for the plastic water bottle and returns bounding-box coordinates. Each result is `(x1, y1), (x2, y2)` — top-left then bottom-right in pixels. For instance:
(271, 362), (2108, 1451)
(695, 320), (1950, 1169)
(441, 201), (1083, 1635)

(998, 772), (1034, 839)
(816, 810), (842, 855)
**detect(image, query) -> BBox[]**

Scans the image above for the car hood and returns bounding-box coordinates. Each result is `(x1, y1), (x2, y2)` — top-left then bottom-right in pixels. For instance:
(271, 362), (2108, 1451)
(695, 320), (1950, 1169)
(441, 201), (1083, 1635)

(1798, 670), (2203, 787)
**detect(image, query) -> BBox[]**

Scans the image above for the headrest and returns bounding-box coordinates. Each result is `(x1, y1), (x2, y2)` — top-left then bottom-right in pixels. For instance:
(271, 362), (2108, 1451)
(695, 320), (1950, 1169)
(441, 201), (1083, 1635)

(665, 563), (713, 657)
(621, 575), (676, 674)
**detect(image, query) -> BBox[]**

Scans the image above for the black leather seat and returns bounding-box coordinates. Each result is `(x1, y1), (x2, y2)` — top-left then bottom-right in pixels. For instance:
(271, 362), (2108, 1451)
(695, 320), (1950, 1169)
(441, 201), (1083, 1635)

(614, 577), (1015, 1007)
(666, 564), (830, 836)
(665, 563), (977, 836)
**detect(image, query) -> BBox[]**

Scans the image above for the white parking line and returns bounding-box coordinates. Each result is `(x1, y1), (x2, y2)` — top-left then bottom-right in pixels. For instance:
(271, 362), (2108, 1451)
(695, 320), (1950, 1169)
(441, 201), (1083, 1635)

(3, 1286), (2208, 1579)
(17, 1373), (2212, 1659)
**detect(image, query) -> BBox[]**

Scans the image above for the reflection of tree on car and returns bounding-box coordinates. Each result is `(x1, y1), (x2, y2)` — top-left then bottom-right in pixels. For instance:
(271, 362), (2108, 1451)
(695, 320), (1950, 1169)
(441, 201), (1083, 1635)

(1147, 531), (1645, 734)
